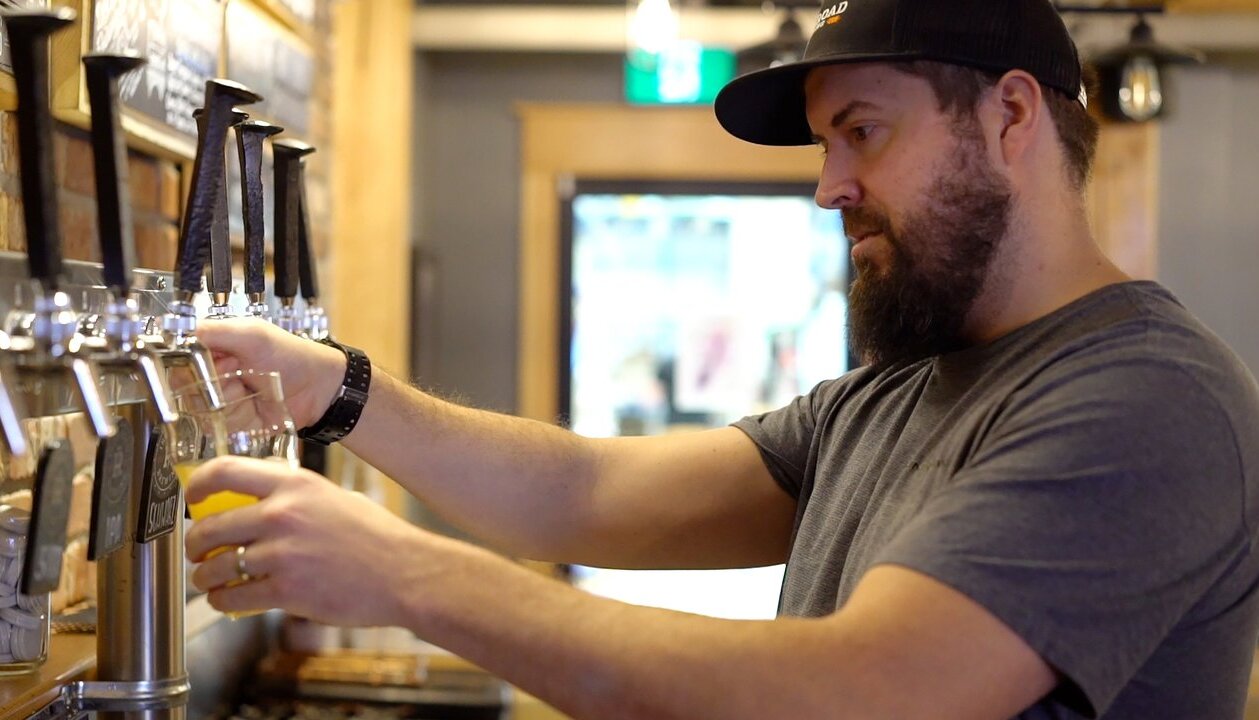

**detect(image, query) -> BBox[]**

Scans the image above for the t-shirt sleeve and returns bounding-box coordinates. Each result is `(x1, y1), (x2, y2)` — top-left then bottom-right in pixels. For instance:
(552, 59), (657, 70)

(732, 379), (843, 499)
(873, 353), (1251, 717)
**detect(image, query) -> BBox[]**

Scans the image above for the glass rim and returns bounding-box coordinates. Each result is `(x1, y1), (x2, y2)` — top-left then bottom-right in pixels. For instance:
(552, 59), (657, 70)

(175, 391), (267, 416)
(170, 368), (284, 399)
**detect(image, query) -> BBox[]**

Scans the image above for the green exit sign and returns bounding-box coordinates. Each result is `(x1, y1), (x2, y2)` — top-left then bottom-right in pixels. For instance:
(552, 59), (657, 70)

(625, 43), (736, 105)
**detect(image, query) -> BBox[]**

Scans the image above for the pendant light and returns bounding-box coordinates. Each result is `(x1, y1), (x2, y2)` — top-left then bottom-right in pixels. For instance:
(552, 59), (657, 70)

(1091, 15), (1204, 123)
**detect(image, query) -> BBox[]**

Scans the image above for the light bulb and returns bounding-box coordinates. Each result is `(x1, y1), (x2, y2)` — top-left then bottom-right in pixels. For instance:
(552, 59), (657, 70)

(629, 0), (679, 56)
(1118, 54), (1163, 122)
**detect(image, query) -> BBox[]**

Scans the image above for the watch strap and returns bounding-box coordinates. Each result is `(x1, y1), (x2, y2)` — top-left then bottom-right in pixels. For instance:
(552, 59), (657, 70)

(299, 337), (371, 446)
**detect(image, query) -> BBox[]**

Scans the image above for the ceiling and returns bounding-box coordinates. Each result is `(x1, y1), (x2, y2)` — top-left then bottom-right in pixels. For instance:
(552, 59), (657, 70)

(413, 0), (1259, 8)
(411, 1), (1259, 54)
(416, 0), (817, 6)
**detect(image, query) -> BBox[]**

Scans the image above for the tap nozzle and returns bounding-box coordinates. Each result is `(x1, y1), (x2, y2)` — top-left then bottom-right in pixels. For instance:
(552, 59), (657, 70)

(156, 320), (223, 413)
(6, 290), (115, 440)
(154, 340), (224, 413)
(155, 289), (223, 409)
(90, 296), (179, 426)
(0, 333), (30, 457)
(66, 355), (115, 439)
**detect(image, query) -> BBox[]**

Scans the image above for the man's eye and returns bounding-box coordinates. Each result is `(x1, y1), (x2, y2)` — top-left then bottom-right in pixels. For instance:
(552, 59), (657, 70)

(851, 125), (874, 143)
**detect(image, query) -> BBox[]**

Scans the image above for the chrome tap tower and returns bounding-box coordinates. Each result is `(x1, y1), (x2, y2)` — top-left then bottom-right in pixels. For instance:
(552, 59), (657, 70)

(0, 6), (264, 718)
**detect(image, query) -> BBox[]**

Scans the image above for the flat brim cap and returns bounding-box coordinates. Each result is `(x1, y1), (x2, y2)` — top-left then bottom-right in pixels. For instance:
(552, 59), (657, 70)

(715, 0), (1083, 147)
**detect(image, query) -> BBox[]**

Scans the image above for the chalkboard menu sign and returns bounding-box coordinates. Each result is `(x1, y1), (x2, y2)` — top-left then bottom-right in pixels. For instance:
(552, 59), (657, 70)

(21, 441), (74, 595)
(0, 0), (51, 75)
(225, 0), (312, 138)
(89, 418), (135, 561)
(137, 423), (182, 543)
(91, 0), (224, 138)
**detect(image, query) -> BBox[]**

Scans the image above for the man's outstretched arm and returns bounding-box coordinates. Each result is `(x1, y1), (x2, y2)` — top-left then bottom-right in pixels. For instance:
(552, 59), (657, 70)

(197, 318), (795, 570)
(185, 461), (1055, 720)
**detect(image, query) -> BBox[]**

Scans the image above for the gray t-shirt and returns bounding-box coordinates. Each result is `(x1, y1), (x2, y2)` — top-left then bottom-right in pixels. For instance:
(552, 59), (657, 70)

(734, 281), (1259, 719)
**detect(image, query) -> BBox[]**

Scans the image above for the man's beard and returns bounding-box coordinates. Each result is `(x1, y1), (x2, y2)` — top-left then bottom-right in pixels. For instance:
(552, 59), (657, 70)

(845, 123), (1013, 368)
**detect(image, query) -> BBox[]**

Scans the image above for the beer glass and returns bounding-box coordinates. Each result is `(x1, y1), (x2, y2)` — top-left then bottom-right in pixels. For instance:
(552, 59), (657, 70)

(170, 369), (298, 519)
(170, 370), (296, 617)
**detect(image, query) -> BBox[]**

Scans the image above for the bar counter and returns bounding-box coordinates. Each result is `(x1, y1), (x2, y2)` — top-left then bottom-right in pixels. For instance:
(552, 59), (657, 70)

(0, 634), (96, 719)
(0, 595), (522, 720)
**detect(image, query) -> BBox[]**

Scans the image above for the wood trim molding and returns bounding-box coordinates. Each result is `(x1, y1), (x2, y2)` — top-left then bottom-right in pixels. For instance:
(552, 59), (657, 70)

(516, 103), (819, 422)
(1088, 121), (1160, 280)
(332, 0), (414, 515)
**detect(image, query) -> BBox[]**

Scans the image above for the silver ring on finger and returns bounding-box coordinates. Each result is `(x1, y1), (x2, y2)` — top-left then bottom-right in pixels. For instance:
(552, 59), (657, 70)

(235, 545), (253, 583)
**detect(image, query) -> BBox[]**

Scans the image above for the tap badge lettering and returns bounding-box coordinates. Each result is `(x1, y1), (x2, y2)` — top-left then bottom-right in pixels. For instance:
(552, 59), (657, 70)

(815, 1), (849, 30)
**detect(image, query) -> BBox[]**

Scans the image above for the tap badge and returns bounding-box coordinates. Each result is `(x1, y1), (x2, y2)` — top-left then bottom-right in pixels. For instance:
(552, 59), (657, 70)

(815, 1), (849, 30)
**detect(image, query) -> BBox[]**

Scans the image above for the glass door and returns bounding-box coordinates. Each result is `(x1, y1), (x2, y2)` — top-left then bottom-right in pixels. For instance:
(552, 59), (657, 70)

(561, 180), (849, 619)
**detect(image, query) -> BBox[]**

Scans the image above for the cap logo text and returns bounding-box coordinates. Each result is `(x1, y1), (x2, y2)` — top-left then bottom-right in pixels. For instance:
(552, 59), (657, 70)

(815, 1), (849, 30)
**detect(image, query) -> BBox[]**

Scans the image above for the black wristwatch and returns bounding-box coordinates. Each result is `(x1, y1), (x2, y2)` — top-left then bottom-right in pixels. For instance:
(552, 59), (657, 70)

(299, 337), (371, 446)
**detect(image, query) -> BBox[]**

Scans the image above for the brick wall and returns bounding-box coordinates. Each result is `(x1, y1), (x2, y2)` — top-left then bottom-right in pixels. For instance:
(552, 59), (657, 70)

(0, 0), (335, 277)
(0, 114), (183, 268)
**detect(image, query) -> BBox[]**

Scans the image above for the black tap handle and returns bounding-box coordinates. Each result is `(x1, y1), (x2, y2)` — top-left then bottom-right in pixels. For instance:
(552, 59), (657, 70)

(83, 52), (146, 297)
(295, 148), (319, 301)
(235, 121), (284, 296)
(2, 9), (76, 290)
(297, 180), (318, 301)
(176, 80), (261, 294)
(194, 106), (249, 297)
(272, 139), (315, 301)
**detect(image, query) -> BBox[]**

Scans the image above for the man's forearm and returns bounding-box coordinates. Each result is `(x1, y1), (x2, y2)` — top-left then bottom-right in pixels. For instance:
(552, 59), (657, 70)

(340, 370), (600, 558)
(398, 536), (854, 720)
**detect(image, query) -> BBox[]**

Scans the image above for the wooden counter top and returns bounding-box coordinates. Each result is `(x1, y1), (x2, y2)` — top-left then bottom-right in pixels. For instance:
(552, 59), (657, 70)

(0, 634), (96, 719)
(0, 597), (224, 720)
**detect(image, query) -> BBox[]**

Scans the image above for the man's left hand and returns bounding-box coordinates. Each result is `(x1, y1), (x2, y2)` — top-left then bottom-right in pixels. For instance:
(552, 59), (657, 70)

(183, 456), (435, 627)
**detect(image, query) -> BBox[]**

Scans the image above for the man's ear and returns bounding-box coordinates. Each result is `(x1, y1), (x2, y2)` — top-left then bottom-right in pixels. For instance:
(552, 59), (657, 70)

(986, 70), (1043, 168)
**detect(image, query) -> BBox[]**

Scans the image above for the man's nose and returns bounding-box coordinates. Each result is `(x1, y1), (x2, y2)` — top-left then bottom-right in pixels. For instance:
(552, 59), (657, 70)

(815, 153), (862, 210)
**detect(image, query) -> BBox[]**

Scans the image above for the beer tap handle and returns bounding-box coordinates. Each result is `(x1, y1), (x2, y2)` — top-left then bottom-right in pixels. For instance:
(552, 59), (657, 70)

(272, 139), (315, 303)
(83, 52), (146, 298)
(195, 107), (249, 304)
(84, 53), (180, 427)
(296, 153), (319, 302)
(2, 9), (76, 292)
(295, 156), (329, 340)
(237, 121), (284, 299)
(176, 80), (261, 297)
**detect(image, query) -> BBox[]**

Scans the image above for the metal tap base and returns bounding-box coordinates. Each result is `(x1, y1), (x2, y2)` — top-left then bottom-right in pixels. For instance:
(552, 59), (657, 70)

(0, 253), (188, 720)
(26, 676), (190, 720)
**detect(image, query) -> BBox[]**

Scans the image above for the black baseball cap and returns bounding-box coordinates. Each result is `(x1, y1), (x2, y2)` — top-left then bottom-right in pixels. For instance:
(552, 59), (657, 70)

(715, 0), (1086, 146)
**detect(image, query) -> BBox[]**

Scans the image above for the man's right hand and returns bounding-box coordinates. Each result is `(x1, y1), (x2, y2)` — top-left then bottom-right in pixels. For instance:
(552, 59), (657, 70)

(195, 318), (346, 429)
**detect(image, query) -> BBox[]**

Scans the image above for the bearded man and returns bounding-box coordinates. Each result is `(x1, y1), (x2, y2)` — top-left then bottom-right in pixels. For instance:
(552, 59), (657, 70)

(183, 1), (1259, 717)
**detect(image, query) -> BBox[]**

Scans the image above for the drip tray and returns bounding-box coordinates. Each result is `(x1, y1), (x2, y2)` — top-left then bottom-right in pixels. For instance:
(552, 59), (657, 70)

(216, 694), (503, 720)
(244, 654), (508, 719)
(217, 661), (508, 720)
(187, 612), (509, 720)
